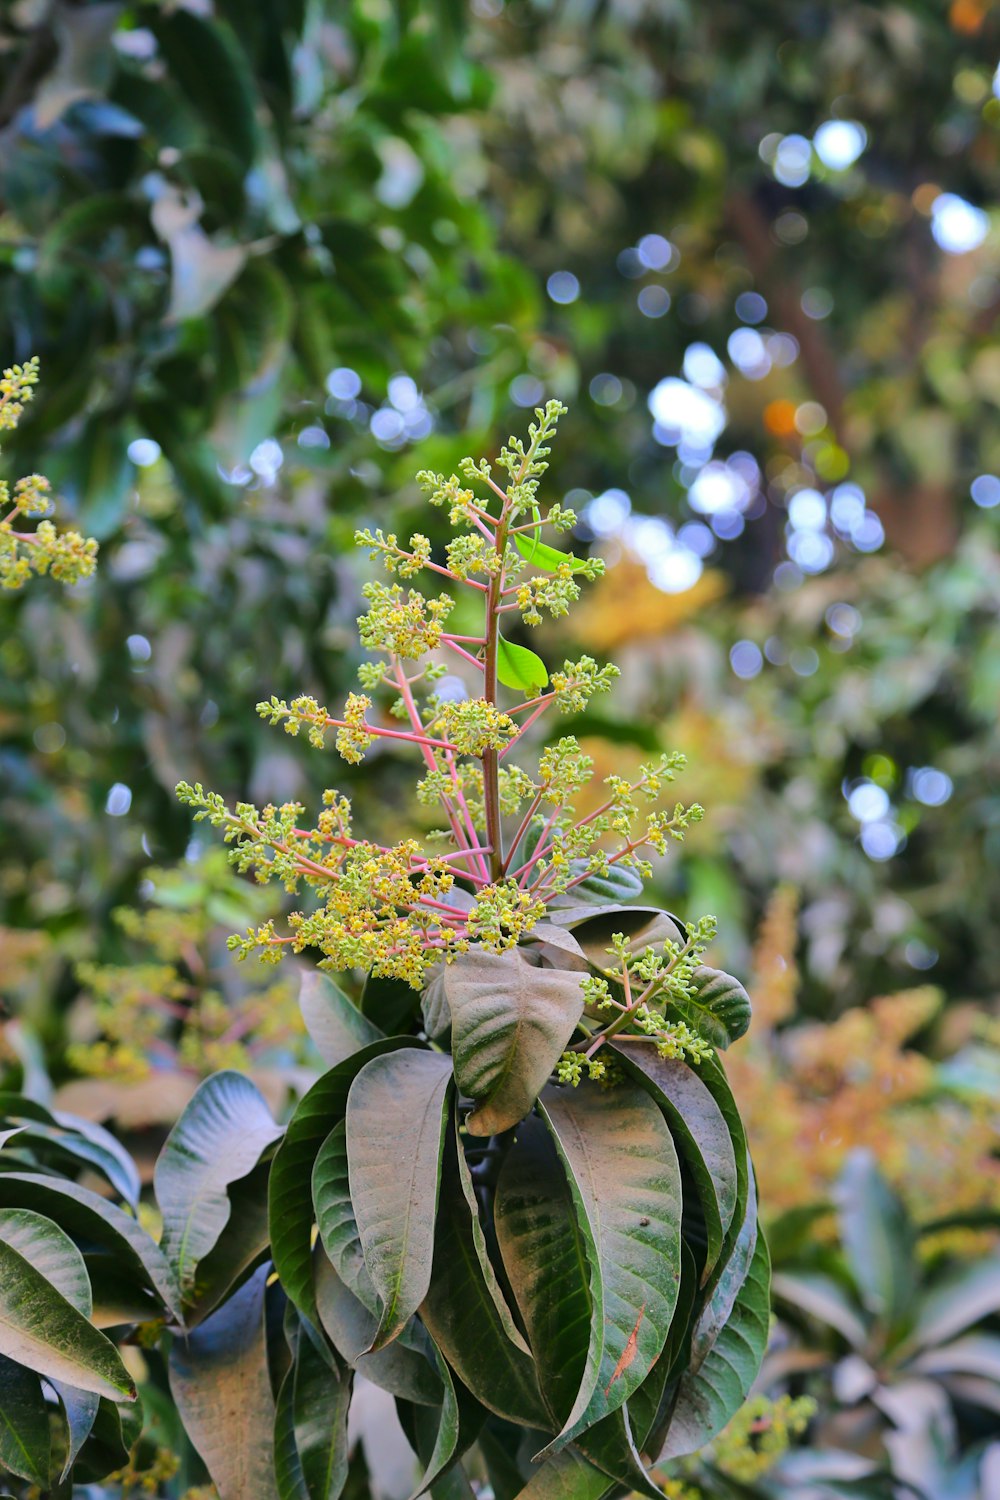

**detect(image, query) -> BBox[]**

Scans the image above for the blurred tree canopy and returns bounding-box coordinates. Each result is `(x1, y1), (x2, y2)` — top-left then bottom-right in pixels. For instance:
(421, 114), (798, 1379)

(1, 0), (998, 1030)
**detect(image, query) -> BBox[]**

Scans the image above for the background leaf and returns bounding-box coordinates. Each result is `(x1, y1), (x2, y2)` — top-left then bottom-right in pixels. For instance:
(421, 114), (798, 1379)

(299, 971), (384, 1069)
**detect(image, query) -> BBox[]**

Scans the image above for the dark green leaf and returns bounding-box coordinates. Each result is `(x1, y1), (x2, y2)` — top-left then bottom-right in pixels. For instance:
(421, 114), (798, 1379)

(672, 967), (752, 1050)
(155, 1071), (282, 1304)
(53, 1379), (100, 1483)
(0, 1354), (49, 1486)
(346, 1050), (453, 1349)
(360, 972), (422, 1034)
(553, 907), (684, 970)
(658, 1218), (770, 1460)
(300, 972), (383, 1068)
(187, 1155), (273, 1325)
(269, 1039), (420, 1325)
(150, 12), (259, 169)
(453, 1119), (530, 1355)
(169, 1265), (278, 1500)
(610, 1042), (737, 1281)
(497, 635), (549, 693)
(313, 1248), (443, 1405)
(420, 1129), (546, 1429)
(516, 1447), (614, 1498)
(443, 950), (584, 1137)
(494, 1113), (601, 1431)
(538, 1081), (682, 1444)
(567, 863), (645, 904)
(275, 1323), (351, 1500)
(313, 1121), (376, 1313)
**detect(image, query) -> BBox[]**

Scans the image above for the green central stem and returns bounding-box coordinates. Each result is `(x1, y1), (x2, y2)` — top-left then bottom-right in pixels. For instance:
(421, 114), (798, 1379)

(482, 500), (513, 882)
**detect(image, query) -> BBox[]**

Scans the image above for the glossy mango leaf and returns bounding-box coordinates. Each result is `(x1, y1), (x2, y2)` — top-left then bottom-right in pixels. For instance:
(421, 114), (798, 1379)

(269, 1038), (420, 1324)
(0, 1231), (135, 1402)
(346, 1050), (453, 1349)
(496, 635), (549, 693)
(671, 966), (752, 1049)
(420, 1127), (546, 1429)
(555, 906), (685, 970)
(299, 971), (383, 1069)
(515, 1445), (614, 1499)
(0, 1171), (179, 1320)
(443, 949), (584, 1137)
(0, 1354), (50, 1486)
(658, 1211), (771, 1461)
(312, 1120), (375, 1312)
(169, 1266), (278, 1500)
(610, 1041), (737, 1280)
(537, 1082), (682, 1445)
(156, 1071), (283, 1305)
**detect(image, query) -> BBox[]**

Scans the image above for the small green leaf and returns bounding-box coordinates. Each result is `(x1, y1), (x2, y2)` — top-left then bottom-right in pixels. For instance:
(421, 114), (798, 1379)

(299, 971), (383, 1068)
(497, 635), (549, 694)
(155, 1071), (282, 1304)
(169, 1266), (278, 1500)
(346, 1050), (453, 1349)
(443, 949), (584, 1137)
(512, 533), (591, 575)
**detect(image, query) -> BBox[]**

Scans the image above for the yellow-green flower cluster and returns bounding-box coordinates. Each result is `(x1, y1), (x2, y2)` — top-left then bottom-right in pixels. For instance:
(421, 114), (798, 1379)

(465, 881), (546, 952)
(359, 580), (452, 658)
(548, 656), (619, 713)
(355, 527), (432, 578)
(0, 357), (98, 590)
(427, 697), (517, 757)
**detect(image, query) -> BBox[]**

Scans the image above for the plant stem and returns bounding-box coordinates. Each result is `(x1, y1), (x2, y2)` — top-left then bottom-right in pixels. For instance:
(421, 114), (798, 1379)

(482, 502), (512, 881)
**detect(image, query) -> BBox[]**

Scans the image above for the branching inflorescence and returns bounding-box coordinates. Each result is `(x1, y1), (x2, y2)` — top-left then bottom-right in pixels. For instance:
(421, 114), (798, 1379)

(179, 401), (710, 1066)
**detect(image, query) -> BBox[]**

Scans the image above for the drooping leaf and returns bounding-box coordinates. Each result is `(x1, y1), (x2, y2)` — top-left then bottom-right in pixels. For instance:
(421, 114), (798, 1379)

(453, 1118), (530, 1356)
(403, 1343), (464, 1500)
(512, 533), (592, 575)
(495, 1113), (602, 1431)
(658, 1217), (771, 1460)
(574, 1409), (664, 1500)
(443, 950), (584, 1137)
(687, 1049), (751, 1292)
(0, 1172), (180, 1319)
(0, 1354), (49, 1486)
(497, 635), (549, 694)
(0, 1208), (101, 1474)
(420, 1129), (546, 1429)
(169, 1265), (278, 1500)
(186, 1155), (273, 1325)
(629, 1241), (700, 1457)
(313, 1121), (376, 1312)
(313, 1247), (442, 1406)
(274, 1322), (351, 1500)
(515, 1446), (614, 1499)
(836, 1150), (916, 1333)
(670, 966), (752, 1050)
(299, 972), (383, 1069)
(269, 1038), (420, 1325)
(610, 1041), (737, 1280)
(346, 1050), (453, 1349)
(538, 1082), (683, 1444)
(156, 1071), (283, 1303)
(0, 1235), (136, 1401)
(71, 1393), (143, 1485)
(421, 964), (452, 1042)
